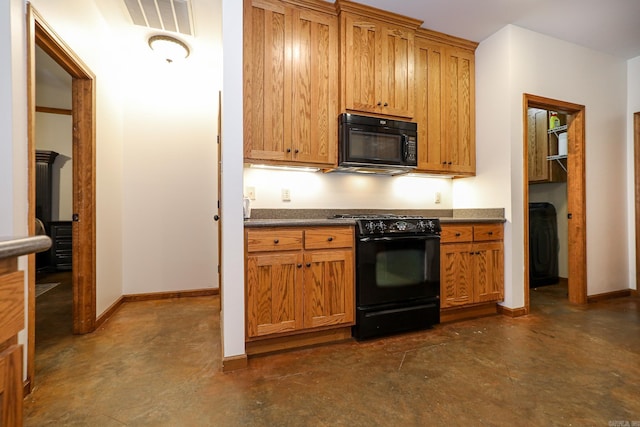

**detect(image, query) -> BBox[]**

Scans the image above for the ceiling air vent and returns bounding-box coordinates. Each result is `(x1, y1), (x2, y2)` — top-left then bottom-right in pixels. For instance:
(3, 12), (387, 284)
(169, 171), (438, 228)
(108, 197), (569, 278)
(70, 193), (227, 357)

(124, 0), (194, 36)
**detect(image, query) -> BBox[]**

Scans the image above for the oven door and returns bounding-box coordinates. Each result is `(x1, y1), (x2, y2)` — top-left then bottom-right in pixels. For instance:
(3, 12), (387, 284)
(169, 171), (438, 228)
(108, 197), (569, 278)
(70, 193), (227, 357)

(356, 234), (440, 307)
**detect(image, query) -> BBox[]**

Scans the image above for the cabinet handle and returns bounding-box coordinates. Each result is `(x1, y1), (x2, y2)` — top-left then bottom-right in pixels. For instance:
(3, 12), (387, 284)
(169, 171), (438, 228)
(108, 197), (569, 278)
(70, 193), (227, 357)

(455, 232), (461, 237)
(383, 102), (388, 107)
(274, 239), (279, 244)
(488, 231), (494, 236)
(294, 149), (299, 154)
(286, 148), (291, 153)
(297, 264), (302, 268)
(475, 251), (480, 255)
(327, 236), (333, 242)
(442, 161), (447, 165)
(448, 161), (452, 165)
(377, 101), (382, 106)
(306, 263), (311, 267)
(469, 252), (474, 255)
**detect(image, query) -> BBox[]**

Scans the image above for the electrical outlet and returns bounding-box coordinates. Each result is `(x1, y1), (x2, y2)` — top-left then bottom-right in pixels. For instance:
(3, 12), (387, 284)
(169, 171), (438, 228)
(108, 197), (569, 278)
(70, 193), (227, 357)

(281, 188), (291, 201)
(435, 192), (441, 204)
(246, 186), (256, 200)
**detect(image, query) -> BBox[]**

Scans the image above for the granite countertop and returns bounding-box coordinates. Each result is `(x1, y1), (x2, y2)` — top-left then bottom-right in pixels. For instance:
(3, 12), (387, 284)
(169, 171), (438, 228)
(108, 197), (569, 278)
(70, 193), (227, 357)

(244, 209), (506, 227)
(0, 236), (52, 259)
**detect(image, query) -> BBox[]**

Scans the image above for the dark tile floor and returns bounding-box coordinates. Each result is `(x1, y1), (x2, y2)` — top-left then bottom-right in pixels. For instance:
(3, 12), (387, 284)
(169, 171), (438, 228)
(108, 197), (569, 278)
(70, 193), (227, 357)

(24, 279), (640, 426)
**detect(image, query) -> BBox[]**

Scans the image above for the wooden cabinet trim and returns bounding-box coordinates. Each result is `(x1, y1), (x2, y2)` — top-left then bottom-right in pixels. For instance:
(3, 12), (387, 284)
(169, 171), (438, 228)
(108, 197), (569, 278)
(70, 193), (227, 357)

(336, 0), (422, 29)
(416, 27), (478, 52)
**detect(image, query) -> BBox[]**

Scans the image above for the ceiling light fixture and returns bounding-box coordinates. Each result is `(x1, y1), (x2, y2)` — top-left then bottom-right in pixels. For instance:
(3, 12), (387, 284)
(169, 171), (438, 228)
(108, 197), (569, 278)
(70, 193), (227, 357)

(148, 35), (190, 63)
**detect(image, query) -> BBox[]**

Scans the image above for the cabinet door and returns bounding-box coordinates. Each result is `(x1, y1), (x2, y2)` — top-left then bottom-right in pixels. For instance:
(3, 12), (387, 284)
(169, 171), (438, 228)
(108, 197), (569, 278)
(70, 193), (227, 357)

(303, 250), (354, 328)
(243, 0), (292, 161)
(443, 47), (475, 175)
(342, 14), (379, 114)
(473, 241), (504, 303)
(528, 109), (550, 182)
(246, 252), (303, 338)
(377, 24), (414, 118)
(0, 345), (23, 426)
(415, 39), (446, 172)
(342, 15), (414, 118)
(290, 8), (338, 165)
(440, 243), (474, 308)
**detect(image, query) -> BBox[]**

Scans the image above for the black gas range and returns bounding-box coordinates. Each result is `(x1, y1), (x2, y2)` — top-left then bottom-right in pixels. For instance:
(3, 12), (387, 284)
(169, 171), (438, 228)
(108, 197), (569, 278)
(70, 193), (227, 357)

(332, 214), (441, 339)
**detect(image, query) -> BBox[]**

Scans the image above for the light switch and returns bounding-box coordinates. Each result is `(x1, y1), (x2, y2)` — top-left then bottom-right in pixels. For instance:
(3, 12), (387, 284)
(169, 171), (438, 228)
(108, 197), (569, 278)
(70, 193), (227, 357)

(282, 188), (291, 201)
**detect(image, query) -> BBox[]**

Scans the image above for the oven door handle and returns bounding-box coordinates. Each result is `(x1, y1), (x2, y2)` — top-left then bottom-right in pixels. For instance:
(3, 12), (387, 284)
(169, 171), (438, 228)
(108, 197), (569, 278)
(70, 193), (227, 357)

(359, 235), (440, 243)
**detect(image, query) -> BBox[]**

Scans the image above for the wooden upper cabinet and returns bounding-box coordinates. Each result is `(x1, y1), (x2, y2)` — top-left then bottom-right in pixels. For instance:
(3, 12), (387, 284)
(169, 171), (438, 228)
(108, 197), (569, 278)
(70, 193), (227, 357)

(444, 47), (476, 175)
(338, 2), (420, 119)
(414, 30), (477, 176)
(243, 0), (338, 166)
(414, 38), (444, 172)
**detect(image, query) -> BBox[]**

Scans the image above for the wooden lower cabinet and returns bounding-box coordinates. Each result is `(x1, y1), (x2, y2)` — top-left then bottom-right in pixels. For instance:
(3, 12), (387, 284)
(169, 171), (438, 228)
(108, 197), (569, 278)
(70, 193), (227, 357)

(0, 260), (25, 426)
(245, 226), (355, 353)
(440, 223), (504, 320)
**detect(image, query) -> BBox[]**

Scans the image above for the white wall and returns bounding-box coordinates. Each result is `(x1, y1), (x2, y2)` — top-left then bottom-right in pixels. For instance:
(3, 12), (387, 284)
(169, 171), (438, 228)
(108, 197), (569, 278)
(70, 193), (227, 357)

(29, 0), (223, 307)
(29, 0), (126, 315)
(244, 168), (453, 210)
(221, 0), (246, 359)
(467, 25), (629, 308)
(118, 0), (222, 295)
(627, 55), (640, 291)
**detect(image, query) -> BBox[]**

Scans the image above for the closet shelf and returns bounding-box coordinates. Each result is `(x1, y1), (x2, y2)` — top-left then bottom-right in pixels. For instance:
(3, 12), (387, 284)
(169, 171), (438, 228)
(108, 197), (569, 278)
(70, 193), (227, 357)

(547, 124), (568, 135)
(547, 154), (567, 172)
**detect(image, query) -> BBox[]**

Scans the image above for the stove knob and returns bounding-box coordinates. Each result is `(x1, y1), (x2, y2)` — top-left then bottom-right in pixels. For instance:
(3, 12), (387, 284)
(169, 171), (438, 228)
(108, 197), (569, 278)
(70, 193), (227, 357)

(367, 221), (376, 233)
(378, 221), (386, 231)
(416, 220), (425, 231)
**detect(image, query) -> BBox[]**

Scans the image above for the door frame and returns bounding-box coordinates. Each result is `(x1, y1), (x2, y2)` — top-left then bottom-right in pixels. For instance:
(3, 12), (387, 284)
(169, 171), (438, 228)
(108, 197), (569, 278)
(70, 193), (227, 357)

(634, 112), (640, 292)
(523, 94), (587, 312)
(26, 5), (96, 393)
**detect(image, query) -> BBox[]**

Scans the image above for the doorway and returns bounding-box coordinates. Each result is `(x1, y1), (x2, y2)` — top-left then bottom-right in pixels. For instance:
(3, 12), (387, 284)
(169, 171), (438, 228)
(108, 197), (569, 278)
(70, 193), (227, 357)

(26, 5), (97, 393)
(523, 94), (587, 313)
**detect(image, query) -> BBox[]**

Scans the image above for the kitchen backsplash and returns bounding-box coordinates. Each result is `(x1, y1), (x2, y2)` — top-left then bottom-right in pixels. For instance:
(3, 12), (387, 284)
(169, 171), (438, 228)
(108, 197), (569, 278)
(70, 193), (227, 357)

(243, 167), (454, 210)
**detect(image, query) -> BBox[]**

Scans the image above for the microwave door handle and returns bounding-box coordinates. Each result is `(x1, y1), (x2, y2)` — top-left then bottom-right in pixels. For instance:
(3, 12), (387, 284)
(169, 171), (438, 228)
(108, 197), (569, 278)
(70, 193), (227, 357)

(402, 134), (409, 161)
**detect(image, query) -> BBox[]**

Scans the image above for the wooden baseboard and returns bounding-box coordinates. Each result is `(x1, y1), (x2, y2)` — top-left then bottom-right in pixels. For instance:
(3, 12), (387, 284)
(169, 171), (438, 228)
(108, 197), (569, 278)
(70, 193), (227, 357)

(440, 302), (498, 323)
(632, 289), (639, 297)
(587, 289), (632, 303)
(497, 305), (528, 317)
(246, 327), (353, 356)
(23, 378), (31, 397)
(123, 288), (219, 302)
(94, 289), (218, 329)
(222, 354), (248, 372)
(95, 296), (125, 329)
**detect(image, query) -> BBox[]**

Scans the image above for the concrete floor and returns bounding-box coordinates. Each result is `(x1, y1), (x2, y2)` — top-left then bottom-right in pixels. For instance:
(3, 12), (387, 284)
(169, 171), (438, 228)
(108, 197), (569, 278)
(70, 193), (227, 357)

(25, 277), (640, 426)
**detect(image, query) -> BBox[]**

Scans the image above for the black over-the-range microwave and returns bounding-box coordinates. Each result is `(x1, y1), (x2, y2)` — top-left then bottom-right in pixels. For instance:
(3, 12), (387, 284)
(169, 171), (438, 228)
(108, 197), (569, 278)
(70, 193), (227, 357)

(337, 113), (417, 175)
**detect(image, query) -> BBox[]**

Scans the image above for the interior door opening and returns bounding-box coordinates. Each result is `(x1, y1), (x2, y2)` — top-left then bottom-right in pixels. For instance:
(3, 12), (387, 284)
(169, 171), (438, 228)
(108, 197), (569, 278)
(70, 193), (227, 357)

(33, 43), (75, 369)
(527, 107), (569, 304)
(27, 5), (97, 394)
(523, 94), (587, 313)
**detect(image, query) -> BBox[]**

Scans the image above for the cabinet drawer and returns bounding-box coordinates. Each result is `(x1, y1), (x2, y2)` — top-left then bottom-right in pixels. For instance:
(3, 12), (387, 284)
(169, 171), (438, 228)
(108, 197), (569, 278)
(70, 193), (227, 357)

(246, 230), (303, 252)
(304, 227), (353, 249)
(473, 224), (503, 241)
(440, 225), (473, 243)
